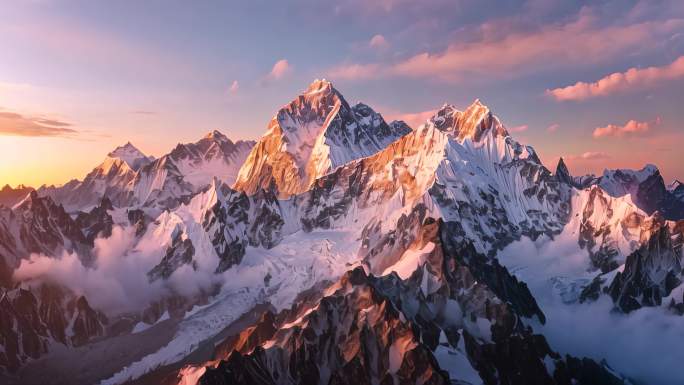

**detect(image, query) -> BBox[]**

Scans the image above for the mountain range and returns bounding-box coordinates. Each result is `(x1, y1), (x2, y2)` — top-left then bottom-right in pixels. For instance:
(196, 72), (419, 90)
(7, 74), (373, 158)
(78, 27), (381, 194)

(1, 80), (682, 385)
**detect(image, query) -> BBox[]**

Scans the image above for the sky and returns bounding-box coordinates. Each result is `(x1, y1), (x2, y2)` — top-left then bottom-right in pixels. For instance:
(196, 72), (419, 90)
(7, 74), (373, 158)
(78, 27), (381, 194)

(0, 0), (683, 187)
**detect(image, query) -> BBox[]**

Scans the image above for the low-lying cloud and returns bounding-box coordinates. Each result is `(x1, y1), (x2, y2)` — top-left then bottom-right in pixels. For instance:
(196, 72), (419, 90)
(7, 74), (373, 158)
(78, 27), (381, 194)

(498, 234), (684, 385)
(13, 225), (217, 316)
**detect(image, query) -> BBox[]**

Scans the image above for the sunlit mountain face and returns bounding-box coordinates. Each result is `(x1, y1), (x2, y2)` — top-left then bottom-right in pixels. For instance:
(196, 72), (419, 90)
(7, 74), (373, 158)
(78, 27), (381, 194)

(1, 2), (684, 385)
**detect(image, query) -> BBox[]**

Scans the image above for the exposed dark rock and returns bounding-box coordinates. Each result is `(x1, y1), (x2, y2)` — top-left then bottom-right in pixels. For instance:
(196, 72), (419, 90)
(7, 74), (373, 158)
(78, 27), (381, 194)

(75, 197), (114, 244)
(581, 220), (684, 313)
(0, 284), (107, 373)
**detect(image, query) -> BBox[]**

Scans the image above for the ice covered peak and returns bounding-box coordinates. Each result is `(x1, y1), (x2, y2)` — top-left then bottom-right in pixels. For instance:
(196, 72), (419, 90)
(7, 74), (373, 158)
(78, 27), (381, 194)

(96, 156), (135, 177)
(601, 164), (659, 184)
(304, 78), (335, 95)
(108, 141), (144, 159)
(234, 79), (410, 197)
(598, 164), (661, 197)
(669, 180), (683, 191)
(203, 129), (229, 142)
(426, 99), (507, 142)
(106, 142), (150, 170)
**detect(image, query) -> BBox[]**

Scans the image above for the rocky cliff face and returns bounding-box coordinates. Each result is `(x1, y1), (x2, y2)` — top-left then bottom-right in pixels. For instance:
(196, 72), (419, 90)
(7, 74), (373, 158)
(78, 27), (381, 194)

(581, 217), (684, 312)
(0, 284), (107, 373)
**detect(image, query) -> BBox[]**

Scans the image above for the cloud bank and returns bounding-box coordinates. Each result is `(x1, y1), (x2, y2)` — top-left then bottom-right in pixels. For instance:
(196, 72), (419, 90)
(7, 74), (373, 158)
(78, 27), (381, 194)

(548, 56), (684, 101)
(498, 234), (684, 385)
(13, 225), (217, 316)
(593, 118), (658, 138)
(327, 14), (684, 82)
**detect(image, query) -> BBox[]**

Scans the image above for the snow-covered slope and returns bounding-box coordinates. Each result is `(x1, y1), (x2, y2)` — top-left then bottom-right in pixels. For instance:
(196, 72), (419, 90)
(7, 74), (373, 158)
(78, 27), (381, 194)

(107, 142), (154, 171)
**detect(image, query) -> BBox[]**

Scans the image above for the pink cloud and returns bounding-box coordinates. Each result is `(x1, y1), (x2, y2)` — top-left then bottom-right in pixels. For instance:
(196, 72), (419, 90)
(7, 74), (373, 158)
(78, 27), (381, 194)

(548, 55), (684, 101)
(268, 59), (292, 80)
(566, 151), (612, 161)
(384, 108), (437, 129)
(229, 80), (240, 94)
(508, 124), (528, 133)
(0, 109), (77, 137)
(593, 118), (659, 138)
(546, 123), (560, 132)
(326, 14), (683, 82)
(369, 34), (389, 49)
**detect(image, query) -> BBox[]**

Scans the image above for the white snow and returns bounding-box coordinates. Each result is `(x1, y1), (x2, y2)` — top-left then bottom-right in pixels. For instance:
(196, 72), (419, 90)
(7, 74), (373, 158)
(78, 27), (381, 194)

(433, 331), (483, 385)
(381, 242), (435, 279)
(100, 229), (361, 384)
(131, 311), (170, 334)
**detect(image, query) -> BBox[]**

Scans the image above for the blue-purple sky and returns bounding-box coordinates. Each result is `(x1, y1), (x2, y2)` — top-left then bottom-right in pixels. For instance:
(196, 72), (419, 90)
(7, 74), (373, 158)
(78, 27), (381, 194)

(1, 0), (683, 186)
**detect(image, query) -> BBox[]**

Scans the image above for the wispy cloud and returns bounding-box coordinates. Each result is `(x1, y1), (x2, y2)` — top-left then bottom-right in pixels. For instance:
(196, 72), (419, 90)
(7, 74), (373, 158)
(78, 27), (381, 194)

(593, 118), (659, 138)
(229, 80), (240, 94)
(508, 124), (528, 133)
(0, 110), (77, 137)
(546, 123), (560, 132)
(566, 151), (612, 160)
(369, 34), (389, 50)
(548, 56), (684, 101)
(268, 59), (292, 80)
(327, 13), (684, 82)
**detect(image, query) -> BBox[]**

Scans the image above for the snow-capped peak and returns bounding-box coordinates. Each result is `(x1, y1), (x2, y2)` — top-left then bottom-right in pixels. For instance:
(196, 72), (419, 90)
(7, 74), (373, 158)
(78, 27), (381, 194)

(202, 129), (229, 142)
(233, 79), (410, 197)
(425, 99), (507, 142)
(304, 78), (334, 95)
(106, 142), (151, 171)
(667, 179), (683, 191)
(598, 164), (660, 196)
